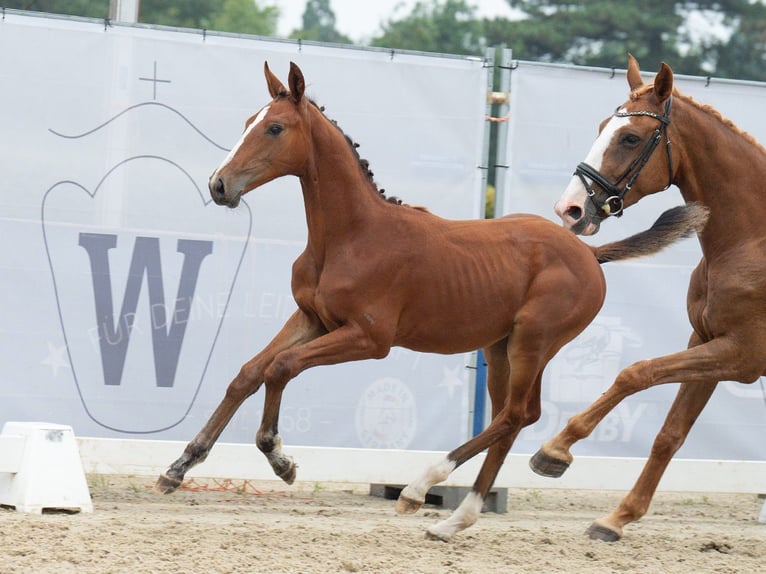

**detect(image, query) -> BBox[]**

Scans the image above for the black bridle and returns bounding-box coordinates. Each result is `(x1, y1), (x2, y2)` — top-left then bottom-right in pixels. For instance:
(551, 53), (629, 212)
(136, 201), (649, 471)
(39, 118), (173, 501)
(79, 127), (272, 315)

(575, 97), (674, 217)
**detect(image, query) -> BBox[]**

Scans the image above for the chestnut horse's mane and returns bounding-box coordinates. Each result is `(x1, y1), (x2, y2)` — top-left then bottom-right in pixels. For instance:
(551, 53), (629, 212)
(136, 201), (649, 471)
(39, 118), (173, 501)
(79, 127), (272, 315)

(306, 96), (418, 208)
(631, 84), (766, 156)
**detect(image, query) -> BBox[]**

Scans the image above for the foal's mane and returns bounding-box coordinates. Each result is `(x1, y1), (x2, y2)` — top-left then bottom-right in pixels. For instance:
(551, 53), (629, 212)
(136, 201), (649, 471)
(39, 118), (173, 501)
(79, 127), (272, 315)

(630, 84), (766, 156)
(304, 96), (420, 208)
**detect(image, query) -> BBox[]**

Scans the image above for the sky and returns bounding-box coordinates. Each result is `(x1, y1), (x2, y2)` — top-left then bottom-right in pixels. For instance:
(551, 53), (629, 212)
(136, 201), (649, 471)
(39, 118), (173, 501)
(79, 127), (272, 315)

(271, 0), (518, 43)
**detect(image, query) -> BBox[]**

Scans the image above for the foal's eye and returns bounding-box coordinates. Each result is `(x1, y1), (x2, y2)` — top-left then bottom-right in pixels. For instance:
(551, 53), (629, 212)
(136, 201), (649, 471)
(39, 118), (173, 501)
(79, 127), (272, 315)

(621, 133), (641, 147)
(267, 124), (284, 136)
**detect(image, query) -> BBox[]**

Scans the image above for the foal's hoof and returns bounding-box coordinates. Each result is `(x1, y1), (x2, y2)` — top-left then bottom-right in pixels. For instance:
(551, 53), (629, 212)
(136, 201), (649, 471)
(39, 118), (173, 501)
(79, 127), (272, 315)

(154, 473), (183, 494)
(586, 521), (622, 542)
(529, 449), (570, 478)
(277, 462), (297, 485)
(395, 494), (423, 515)
(424, 525), (451, 542)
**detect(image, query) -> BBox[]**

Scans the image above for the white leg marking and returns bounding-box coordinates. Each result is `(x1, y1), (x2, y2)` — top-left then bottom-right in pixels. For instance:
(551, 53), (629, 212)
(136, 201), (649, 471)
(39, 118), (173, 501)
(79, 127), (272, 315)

(215, 105), (271, 173)
(263, 434), (296, 482)
(558, 112), (632, 206)
(400, 457), (456, 504)
(426, 491), (484, 542)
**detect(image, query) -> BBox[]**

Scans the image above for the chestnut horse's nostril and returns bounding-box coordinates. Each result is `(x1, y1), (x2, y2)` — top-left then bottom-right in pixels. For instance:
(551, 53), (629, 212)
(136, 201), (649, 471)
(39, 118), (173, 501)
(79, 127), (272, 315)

(211, 177), (225, 199)
(565, 205), (583, 222)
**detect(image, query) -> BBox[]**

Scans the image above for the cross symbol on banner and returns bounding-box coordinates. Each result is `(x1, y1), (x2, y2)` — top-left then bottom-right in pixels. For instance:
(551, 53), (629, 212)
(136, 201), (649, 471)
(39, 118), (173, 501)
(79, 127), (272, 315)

(138, 61), (171, 100)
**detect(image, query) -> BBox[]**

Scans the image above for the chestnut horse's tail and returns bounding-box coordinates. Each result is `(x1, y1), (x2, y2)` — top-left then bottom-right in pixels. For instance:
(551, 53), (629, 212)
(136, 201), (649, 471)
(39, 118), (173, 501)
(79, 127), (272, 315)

(591, 203), (709, 264)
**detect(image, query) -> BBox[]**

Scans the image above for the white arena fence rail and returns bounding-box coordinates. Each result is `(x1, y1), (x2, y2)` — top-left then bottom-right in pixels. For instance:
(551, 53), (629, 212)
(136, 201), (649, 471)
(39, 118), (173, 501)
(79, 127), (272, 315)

(76, 438), (766, 495)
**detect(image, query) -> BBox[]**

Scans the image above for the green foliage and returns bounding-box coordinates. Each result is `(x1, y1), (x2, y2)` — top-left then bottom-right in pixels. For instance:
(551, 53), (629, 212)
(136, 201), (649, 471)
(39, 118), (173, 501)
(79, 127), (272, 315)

(290, 0), (352, 44)
(208, 0), (278, 36)
(139, 0), (277, 35)
(3, 0), (109, 18)
(491, 1), (688, 73)
(9, 0), (766, 81)
(371, 0), (485, 55)
(495, 0), (766, 80)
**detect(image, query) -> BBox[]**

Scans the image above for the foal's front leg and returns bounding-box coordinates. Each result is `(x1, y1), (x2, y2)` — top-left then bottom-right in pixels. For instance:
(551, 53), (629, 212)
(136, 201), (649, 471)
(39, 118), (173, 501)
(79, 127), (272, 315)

(154, 310), (324, 494)
(251, 321), (390, 483)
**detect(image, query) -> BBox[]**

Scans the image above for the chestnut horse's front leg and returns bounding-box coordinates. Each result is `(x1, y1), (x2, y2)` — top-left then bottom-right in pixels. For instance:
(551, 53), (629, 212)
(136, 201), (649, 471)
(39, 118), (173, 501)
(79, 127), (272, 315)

(154, 309), (325, 494)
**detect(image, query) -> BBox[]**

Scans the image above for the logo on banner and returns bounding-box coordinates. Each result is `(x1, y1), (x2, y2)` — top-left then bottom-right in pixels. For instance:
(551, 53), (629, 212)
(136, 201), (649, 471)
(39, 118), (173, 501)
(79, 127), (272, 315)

(355, 377), (417, 448)
(42, 87), (250, 433)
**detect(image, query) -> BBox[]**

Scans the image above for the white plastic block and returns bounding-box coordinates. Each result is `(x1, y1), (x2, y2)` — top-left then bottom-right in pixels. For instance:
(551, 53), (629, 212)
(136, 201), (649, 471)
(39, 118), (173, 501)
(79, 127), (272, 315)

(0, 434), (26, 473)
(0, 422), (93, 513)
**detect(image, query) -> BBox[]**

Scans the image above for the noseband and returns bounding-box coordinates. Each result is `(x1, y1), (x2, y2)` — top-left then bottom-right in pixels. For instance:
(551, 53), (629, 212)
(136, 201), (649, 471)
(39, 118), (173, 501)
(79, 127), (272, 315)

(575, 97), (673, 217)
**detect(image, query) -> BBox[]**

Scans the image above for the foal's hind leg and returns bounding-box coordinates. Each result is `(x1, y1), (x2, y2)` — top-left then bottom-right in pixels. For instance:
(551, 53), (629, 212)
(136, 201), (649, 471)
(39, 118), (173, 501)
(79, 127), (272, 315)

(587, 379), (717, 541)
(396, 339), (510, 515)
(155, 310), (324, 494)
(398, 334), (549, 542)
(425, 372), (542, 542)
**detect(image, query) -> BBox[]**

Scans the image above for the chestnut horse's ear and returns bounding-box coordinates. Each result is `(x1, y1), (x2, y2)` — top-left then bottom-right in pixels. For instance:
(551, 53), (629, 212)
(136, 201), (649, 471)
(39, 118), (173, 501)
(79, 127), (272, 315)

(626, 53), (643, 91)
(288, 61), (305, 104)
(653, 62), (674, 103)
(264, 61), (286, 99)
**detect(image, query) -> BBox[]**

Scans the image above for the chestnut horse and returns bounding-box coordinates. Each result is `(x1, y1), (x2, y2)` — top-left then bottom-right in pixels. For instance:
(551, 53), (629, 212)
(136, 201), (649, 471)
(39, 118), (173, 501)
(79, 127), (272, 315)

(534, 54), (766, 541)
(155, 62), (707, 541)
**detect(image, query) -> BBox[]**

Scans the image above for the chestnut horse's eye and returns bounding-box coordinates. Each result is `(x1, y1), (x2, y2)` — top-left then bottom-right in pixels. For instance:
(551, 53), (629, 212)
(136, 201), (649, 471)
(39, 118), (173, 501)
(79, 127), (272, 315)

(268, 124), (284, 136)
(621, 133), (641, 147)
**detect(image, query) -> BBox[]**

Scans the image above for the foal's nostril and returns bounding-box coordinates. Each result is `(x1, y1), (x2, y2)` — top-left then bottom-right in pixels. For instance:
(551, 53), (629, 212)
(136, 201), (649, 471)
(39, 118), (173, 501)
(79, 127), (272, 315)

(211, 177), (225, 199)
(565, 205), (583, 222)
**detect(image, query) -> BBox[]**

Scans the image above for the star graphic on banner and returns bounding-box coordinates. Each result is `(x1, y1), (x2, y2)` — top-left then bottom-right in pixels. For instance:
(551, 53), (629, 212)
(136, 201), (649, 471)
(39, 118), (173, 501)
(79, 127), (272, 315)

(41, 342), (71, 378)
(438, 364), (465, 398)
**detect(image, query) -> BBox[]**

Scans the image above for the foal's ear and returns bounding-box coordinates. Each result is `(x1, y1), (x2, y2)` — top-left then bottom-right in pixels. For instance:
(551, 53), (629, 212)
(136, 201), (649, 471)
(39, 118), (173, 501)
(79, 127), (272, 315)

(626, 53), (643, 91)
(288, 61), (305, 104)
(264, 61), (286, 98)
(653, 62), (674, 103)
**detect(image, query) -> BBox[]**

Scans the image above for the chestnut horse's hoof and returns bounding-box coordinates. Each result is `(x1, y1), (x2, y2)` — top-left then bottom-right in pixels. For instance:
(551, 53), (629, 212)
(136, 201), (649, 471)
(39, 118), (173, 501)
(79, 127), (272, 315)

(586, 522), (622, 542)
(395, 494), (423, 515)
(154, 473), (183, 494)
(529, 449), (570, 478)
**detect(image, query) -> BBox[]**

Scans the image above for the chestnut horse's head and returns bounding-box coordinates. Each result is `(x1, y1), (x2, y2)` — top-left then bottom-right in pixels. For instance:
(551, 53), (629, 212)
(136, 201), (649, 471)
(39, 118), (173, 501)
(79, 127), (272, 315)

(555, 55), (676, 235)
(209, 62), (310, 208)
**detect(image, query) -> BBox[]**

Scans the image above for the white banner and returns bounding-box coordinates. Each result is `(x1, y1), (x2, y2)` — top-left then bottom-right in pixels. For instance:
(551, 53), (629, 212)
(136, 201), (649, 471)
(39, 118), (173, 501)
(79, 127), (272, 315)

(0, 13), (489, 450)
(502, 61), (766, 461)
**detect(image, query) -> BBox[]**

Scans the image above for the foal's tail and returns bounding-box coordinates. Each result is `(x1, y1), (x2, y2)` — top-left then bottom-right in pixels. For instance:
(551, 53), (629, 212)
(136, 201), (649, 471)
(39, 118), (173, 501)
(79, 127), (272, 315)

(591, 203), (709, 264)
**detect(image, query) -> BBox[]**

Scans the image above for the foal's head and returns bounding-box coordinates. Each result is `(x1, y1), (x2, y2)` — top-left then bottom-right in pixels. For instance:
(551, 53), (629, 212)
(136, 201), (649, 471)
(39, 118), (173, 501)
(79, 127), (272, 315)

(209, 62), (311, 208)
(555, 54), (676, 235)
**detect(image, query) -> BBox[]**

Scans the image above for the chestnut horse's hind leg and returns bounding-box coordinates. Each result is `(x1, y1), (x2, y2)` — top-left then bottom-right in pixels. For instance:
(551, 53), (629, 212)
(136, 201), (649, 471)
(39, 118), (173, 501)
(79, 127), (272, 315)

(587, 379), (717, 541)
(530, 336), (742, 480)
(530, 335), (757, 539)
(154, 310), (325, 494)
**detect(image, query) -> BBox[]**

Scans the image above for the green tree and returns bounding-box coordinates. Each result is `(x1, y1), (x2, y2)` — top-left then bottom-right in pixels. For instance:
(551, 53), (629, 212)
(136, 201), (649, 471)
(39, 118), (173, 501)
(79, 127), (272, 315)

(6, 0), (278, 35)
(3, 0), (108, 18)
(488, 0), (699, 74)
(491, 0), (766, 81)
(139, 0), (277, 35)
(371, 0), (485, 56)
(208, 0), (278, 36)
(290, 0), (351, 44)
(698, 1), (766, 81)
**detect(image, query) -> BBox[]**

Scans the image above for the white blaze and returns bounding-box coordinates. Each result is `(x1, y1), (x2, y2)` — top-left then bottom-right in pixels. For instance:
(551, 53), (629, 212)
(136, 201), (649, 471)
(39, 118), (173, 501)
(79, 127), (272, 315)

(559, 110), (632, 204)
(215, 105), (271, 172)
